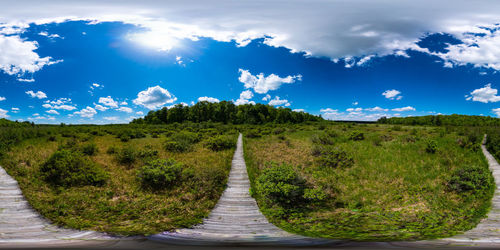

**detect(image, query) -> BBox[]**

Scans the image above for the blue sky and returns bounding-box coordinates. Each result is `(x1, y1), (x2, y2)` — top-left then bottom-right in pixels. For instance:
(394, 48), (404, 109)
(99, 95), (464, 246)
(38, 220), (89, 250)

(1, 1), (500, 123)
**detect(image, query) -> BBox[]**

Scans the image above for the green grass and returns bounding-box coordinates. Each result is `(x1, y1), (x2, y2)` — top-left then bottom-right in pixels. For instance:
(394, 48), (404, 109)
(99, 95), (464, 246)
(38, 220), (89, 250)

(1, 130), (236, 236)
(244, 123), (495, 241)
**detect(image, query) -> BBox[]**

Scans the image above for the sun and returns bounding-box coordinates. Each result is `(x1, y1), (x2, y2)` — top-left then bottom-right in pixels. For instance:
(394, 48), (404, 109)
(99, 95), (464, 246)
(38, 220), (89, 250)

(128, 30), (179, 52)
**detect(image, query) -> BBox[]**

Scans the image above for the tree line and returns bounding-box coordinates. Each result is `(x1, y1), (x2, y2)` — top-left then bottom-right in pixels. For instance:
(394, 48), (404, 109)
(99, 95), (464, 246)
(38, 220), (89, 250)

(131, 101), (322, 125)
(377, 114), (500, 126)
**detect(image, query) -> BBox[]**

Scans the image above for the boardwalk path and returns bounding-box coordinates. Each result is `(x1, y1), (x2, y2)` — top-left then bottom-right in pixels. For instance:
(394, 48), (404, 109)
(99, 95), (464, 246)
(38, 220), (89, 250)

(0, 168), (114, 244)
(150, 133), (334, 245)
(440, 135), (500, 243)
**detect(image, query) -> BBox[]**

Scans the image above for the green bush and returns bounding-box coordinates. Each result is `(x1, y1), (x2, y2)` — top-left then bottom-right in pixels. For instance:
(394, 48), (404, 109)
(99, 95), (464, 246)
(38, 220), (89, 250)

(138, 145), (159, 159)
(40, 150), (108, 187)
(256, 163), (306, 206)
(205, 135), (236, 151)
(315, 146), (354, 168)
(164, 131), (200, 152)
(120, 134), (130, 142)
(106, 146), (118, 154)
(245, 129), (262, 138)
(349, 131), (364, 141)
(425, 139), (438, 153)
(448, 165), (494, 194)
(116, 146), (137, 165)
(81, 143), (98, 156)
(137, 159), (183, 190)
(273, 127), (285, 135)
(311, 133), (334, 145)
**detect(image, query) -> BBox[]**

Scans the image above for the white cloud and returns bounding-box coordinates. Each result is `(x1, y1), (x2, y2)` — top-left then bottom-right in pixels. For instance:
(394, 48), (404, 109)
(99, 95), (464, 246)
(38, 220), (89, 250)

(392, 106), (416, 112)
(320, 107), (392, 121)
(365, 106), (389, 112)
(46, 109), (59, 115)
(435, 25), (500, 70)
(238, 69), (301, 94)
(74, 106), (97, 118)
(25, 90), (47, 99)
(94, 104), (108, 111)
(38, 31), (61, 39)
(466, 84), (500, 103)
(347, 107), (363, 112)
(262, 94), (271, 101)
(136, 111), (144, 115)
(268, 96), (290, 106)
(17, 78), (34, 82)
(198, 96), (220, 103)
(293, 108), (305, 112)
(98, 96), (118, 108)
(133, 85), (177, 109)
(234, 90), (255, 105)
(382, 89), (402, 100)
(117, 106), (133, 113)
(0, 34), (61, 78)
(42, 98), (76, 110)
(352, 101), (359, 106)
(320, 108), (338, 113)
(51, 104), (76, 111)
(0, 108), (8, 118)
(120, 101), (128, 105)
(11, 107), (19, 113)
(103, 116), (119, 121)
(493, 108), (500, 117)
(0, 96), (5, 101)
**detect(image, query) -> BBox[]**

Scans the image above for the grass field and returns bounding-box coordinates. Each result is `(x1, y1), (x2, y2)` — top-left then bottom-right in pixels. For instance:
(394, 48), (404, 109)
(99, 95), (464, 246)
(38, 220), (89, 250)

(0, 125), (237, 236)
(244, 123), (495, 240)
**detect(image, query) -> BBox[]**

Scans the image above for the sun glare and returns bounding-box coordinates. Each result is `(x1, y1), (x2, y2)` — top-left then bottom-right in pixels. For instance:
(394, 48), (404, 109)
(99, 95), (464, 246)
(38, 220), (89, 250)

(128, 31), (179, 52)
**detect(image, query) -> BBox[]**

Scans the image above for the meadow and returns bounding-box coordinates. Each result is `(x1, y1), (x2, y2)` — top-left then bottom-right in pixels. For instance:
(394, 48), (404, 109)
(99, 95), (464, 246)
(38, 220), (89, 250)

(0, 113), (499, 240)
(244, 123), (496, 240)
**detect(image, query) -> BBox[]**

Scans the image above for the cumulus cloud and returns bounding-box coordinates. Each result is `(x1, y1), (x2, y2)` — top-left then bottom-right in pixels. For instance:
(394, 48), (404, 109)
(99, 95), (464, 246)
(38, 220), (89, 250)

(42, 98), (76, 110)
(74, 106), (97, 118)
(238, 69), (301, 94)
(466, 84), (500, 103)
(493, 108), (500, 117)
(382, 89), (402, 100)
(11, 107), (19, 113)
(46, 109), (59, 115)
(0, 34), (61, 78)
(346, 107), (363, 112)
(392, 106), (416, 112)
(268, 96), (290, 106)
(136, 111), (144, 115)
(25, 90), (47, 99)
(133, 85), (177, 109)
(117, 106), (133, 113)
(0, 96), (5, 101)
(320, 107), (392, 121)
(293, 108), (305, 112)
(366, 106), (389, 112)
(262, 94), (271, 101)
(234, 90), (255, 105)
(103, 116), (119, 121)
(198, 96), (220, 103)
(98, 96), (118, 108)
(94, 104), (108, 111)
(0, 108), (8, 118)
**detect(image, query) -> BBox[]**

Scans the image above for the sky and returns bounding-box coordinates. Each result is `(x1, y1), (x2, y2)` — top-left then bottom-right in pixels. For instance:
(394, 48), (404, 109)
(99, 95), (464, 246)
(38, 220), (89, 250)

(1, 1), (500, 123)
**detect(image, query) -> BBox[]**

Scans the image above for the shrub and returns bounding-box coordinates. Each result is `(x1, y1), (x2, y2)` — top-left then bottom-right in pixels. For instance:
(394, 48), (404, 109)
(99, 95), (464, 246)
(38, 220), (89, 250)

(116, 146), (137, 165)
(425, 139), (438, 153)
(138, 146), (159, 159)
(40, 150), (108, 187)
(120, 134), (130, 142)
(138, 159), (183, 190)
(106, 146), (118, 154)
(448, 165), (494, 194)
(315, 147), (354, 168)
(246, 129), (262, 138)
(311, 133), (334, 145)
(349, 131), (364, 141)
(273, 127), (285, 135)
(205, 135), (236, 151)
(256, 163), (306, 206)
(81, 143), (98, 156)
(164, 131), (200, 152)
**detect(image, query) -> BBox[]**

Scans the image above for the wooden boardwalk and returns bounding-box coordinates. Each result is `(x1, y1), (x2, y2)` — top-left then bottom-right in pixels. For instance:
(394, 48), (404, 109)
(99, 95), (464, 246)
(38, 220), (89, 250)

(150, 133), (334, 245)
(0, 167), (112, 244)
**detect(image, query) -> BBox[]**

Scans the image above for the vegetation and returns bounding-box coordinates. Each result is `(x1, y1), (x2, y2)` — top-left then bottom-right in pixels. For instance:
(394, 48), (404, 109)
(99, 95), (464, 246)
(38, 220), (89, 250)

(244, 123), (495, 240)
(0, 122), (237, 235)
(378, 114), (500, 126)
(132, 101), (321, 125)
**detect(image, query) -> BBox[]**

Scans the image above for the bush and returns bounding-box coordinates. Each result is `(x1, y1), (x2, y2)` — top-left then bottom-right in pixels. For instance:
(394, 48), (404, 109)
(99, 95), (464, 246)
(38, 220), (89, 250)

(138, 159), (183, 190)
(116, 146), (137, 165)
(315, 147), (354, 168)
(246, 129), (262, 138)
(448, 165), (494, 194)
(81, 143), (98, 156)
(205, 135), (236, 151)
(273, 127), (285, 135)
(138, 145), (159, 159)
(106, 146), (118, 154)
(164, 131), (200, 152)
(311, 133), (334, 145)
(425, 139), (438, 153)
(256, 163), (306, 206)
(120, 134), (130, 142)
(349, 131), (364, 141)
(40, 150), (108, 187)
